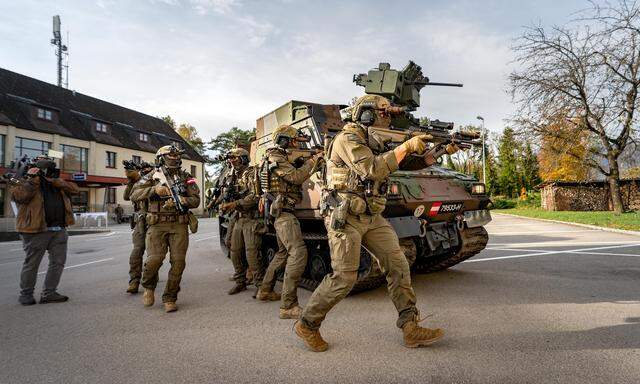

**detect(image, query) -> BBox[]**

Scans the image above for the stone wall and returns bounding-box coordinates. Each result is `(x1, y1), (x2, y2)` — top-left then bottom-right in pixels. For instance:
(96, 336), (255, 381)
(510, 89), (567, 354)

(541, 179), (640, 211)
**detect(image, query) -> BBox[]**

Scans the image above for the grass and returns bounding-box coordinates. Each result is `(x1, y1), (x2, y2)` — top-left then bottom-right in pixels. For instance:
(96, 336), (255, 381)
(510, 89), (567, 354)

(493, 207), (640, 232)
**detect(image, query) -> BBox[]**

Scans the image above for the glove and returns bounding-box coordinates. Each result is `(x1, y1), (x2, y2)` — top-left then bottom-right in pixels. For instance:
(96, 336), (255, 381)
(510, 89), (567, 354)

(179, 196), (189, 206)
(155, 185), (171, 197)
(312, 151), (324, 162)
(445, 143), (460, 155)
(401, 134), (432, 155)
(220, 201), (237, 212)
(125, 169), (140, 182)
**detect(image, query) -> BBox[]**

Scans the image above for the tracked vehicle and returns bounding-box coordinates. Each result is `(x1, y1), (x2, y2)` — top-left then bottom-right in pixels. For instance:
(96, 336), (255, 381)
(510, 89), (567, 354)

(220, 61), (491, 292)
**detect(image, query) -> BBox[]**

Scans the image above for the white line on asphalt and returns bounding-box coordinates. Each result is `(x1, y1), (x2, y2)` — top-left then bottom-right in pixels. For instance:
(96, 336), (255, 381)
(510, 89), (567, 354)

(465, 243), (640, 263)
(488, 240), (640, 247)
(489, 230), (598, 235)
(578, 251), (640, 257)
(486, 247), (553, 253)
(37, 258), (114, 274)
(195, 235), (220, 242)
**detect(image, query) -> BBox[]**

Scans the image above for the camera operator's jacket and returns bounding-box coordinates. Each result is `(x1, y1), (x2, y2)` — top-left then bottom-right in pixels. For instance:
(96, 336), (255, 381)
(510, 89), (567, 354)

(9, 178), (79, 233)
(129, 169), (200, 223)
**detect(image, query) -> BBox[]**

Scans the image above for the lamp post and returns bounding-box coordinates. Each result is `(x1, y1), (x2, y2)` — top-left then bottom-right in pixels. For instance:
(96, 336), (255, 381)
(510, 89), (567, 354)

(476, 115), (486, 185)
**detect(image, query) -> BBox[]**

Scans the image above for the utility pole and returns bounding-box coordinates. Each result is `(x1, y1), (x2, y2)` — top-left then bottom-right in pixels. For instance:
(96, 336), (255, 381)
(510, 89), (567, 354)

(51, 15), (68, 87)
(476, 115), (486, 185)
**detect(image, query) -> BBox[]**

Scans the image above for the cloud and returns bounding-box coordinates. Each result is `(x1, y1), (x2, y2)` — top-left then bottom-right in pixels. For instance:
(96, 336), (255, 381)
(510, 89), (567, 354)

(189, 0), (240, 15)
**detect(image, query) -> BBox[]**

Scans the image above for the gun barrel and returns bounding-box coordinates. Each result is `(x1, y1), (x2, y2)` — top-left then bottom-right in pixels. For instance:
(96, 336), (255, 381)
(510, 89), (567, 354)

(424, 82), (463, 87)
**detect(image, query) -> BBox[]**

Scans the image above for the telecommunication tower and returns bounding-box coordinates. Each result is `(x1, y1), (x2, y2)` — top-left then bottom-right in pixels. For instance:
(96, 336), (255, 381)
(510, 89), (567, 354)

(51, 15), (69, 88)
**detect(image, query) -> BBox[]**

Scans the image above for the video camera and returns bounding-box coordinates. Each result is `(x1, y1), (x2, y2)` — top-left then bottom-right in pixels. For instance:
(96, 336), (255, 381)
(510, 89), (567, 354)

(2, 155), (60, 182)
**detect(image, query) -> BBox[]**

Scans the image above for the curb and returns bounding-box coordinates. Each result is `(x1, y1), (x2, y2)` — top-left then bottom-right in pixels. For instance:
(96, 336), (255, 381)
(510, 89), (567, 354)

(493, 212), (640, 237)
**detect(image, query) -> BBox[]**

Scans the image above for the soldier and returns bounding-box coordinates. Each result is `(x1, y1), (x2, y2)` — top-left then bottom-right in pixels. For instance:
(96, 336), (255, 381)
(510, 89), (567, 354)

(218, 148), (267, 295)
(123, 162), (155, 294)
(295, 95), (457, 351)
(256, 125), (323, 319)
(130, 145), (200, 313)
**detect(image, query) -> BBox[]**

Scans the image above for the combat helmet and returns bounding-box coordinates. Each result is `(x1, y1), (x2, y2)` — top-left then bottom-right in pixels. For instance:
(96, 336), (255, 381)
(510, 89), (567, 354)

(272, 125), (309, 148)
(156, 144), (184, 169)
(228, 147), (250, 165)
(351, 94), (398, 127)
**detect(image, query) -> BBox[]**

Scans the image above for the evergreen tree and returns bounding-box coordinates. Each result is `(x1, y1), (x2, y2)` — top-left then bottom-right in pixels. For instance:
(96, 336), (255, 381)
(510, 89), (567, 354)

(520, 142), (540, 190)
(496, 128), (520, 197)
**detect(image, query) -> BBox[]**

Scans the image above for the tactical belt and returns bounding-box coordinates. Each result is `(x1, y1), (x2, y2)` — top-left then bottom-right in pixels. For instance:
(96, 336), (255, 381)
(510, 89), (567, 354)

(238, 211), (260, 219)
(156, 214), (186, 223)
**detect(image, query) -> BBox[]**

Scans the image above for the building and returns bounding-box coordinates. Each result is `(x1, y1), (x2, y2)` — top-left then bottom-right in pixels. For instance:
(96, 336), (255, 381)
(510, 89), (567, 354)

(0, 67), (206, 225)
(539, 179), (640, 211)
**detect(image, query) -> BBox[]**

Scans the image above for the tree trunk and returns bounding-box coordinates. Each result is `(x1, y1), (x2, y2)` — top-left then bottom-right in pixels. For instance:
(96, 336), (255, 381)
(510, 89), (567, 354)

(607, 156), (625, 214)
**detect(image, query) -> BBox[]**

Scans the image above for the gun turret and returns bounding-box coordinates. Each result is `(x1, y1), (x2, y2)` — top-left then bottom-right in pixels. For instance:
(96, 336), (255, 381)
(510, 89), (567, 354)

(353, 61), (463, 112)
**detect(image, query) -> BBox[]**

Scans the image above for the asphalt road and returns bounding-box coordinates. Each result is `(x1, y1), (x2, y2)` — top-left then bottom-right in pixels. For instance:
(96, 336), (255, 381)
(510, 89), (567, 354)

(1, 214), (639, 384)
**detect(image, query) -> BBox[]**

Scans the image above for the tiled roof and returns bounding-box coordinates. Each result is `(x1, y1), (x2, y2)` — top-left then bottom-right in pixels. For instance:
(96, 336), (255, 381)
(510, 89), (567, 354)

(0, 67), (205, 163)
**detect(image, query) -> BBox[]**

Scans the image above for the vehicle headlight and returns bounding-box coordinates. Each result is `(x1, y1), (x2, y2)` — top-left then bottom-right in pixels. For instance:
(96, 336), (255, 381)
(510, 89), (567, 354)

(388, 182), (401, 197)
(471, 183), (486, 195)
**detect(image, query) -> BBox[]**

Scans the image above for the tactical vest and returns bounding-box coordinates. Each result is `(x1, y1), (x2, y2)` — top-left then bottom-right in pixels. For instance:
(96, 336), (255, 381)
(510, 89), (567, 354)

(259, 148), (303, 206)
(324, 123), (389, 215)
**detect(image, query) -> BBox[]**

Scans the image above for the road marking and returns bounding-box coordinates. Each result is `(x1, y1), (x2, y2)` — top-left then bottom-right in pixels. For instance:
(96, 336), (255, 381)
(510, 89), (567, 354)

(37, 258), (113, 274)
(195, 235), (220, 242)
(578, 251), (640, 257)
(488, 240), (640, 248)
(466, 243), (640, 263)
(489, 230), (598, 235)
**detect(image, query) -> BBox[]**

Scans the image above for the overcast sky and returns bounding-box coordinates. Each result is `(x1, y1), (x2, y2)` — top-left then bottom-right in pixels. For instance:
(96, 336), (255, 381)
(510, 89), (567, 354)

(0, 0), (588, 140)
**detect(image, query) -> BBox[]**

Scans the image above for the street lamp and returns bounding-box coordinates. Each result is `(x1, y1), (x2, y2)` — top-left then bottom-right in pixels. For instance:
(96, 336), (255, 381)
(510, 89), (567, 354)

(476, 115), (486, 185)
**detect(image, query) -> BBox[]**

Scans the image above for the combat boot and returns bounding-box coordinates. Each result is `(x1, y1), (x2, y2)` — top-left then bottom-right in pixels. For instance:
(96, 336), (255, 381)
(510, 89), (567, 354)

(256, 289), (281, 301)
(294, 321), (328, 352)
(164, 302), (178, 313)
(126, 281), (139, 294)
(228, 283), (247, 295)
(279, 305), (303, 319)
(143, 288), (155, 307)
(402, 315), (444, 348)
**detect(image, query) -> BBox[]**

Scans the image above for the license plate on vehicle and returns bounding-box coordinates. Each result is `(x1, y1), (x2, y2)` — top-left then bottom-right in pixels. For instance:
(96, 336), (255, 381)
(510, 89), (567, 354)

(438, 202), (463, 213)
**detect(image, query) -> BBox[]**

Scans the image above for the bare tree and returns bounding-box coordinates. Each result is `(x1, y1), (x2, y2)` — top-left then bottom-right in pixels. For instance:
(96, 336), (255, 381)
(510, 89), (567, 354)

(510, 0), (640, 213)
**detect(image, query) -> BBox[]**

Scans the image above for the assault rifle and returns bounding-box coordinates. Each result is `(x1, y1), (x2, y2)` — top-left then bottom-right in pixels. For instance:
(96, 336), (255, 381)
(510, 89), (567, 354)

(410, 119), (482, 150)
(122, 159), (155, 172)
(158, 163), (190, 214)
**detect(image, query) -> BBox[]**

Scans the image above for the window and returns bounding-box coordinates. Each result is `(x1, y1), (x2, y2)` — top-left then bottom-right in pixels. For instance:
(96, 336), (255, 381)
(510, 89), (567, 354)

(132, 155), (141, 164)
(105, 188), (116, 204)
(96, 122), (109, 133)
(36, 107), (53, 121)
(106, 151), (116, 168)
(190, 165), (197, 177)
(139, 133), (148, 142)
(0, 135), (5, 167)
(14, 137), (51, 160)
(60, 144), (88, 173)
(70, 191), (89, 213)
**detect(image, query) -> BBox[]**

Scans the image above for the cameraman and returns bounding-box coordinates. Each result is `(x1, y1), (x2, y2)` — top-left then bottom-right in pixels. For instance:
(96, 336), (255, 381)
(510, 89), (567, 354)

(9, 156), (79, 305)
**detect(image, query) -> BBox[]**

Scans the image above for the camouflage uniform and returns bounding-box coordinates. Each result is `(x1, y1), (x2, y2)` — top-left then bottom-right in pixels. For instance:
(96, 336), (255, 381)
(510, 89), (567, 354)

(226, 165), (266, 292)
(260, 140), (318, 313)
(297, 95), (443, 351)
(130, 146), (200, 311)
(123, 170), (148, 292)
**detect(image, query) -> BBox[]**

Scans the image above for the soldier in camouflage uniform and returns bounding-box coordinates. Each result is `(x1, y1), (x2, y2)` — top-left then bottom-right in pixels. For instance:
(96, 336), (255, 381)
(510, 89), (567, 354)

(130, 145), (200, 313)
(124, 162), (155, 294)
(219, 148), (266, 295)
(295, 95), (457, 351)
(256, 125), (323, 318)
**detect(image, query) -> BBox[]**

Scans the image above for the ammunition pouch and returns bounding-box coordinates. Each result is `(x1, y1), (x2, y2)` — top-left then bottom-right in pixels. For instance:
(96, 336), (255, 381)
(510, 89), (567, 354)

(347, 195), (366, 215)
(329, 196), (348, 231)
(366, 195), (387, 215)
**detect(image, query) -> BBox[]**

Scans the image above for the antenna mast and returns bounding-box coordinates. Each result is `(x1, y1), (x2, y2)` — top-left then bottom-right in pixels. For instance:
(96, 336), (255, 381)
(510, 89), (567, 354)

(51, 15), (69, 88)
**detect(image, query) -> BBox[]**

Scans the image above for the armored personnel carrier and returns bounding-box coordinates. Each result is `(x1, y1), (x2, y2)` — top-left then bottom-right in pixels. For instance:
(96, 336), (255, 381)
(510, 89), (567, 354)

(221, 61), (491, 292)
